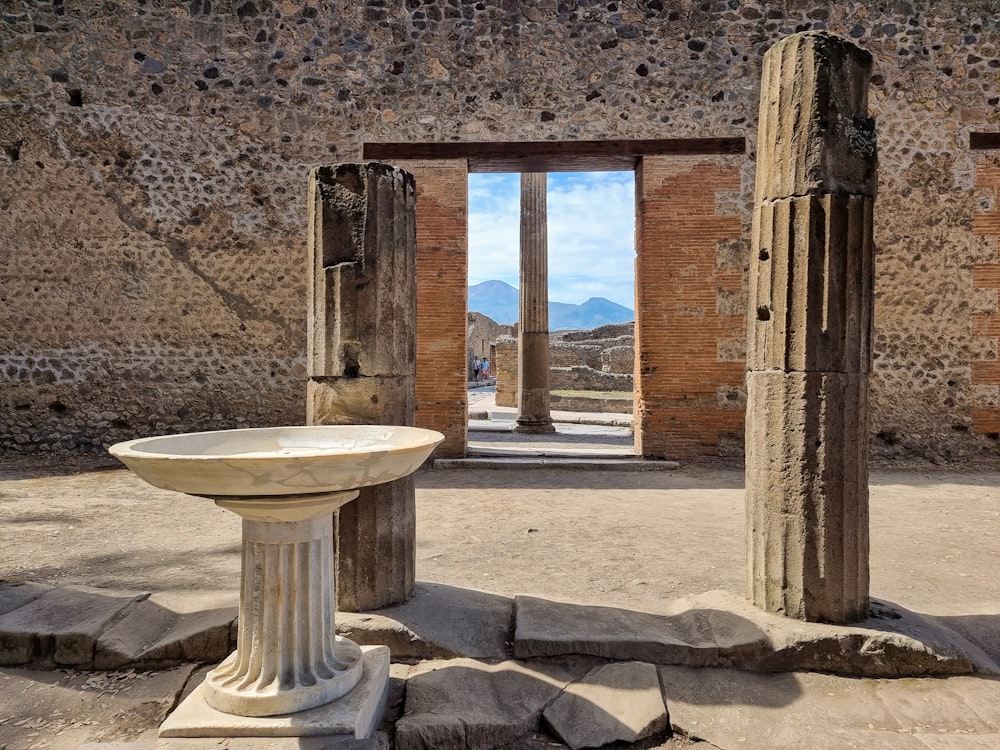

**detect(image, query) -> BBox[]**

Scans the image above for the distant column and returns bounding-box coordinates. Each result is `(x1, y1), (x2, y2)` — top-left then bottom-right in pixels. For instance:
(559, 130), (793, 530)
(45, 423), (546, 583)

(745, 32), (877, 623)
(516, 172), (555, 434)
(306, 162), (418, 612)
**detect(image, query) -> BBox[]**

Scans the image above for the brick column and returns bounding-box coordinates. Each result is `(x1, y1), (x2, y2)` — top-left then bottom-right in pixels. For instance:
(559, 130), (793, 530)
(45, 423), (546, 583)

(516, 172), (555, 434)
(398, 160), (469, 458)
(305, 162), (418, 611)
(745, 31), (877, 623)
(634, 156), (743, 460)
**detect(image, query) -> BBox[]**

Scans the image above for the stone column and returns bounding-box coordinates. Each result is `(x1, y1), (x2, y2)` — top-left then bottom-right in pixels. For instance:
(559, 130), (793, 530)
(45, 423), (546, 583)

(745, 32), (877, 624)
(515, 172), (555, 434)
(306, 163), (418, 611)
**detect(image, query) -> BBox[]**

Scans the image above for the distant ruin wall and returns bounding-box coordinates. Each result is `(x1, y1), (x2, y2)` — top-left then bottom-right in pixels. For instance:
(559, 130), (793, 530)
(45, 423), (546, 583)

(0, 1), (998, 461)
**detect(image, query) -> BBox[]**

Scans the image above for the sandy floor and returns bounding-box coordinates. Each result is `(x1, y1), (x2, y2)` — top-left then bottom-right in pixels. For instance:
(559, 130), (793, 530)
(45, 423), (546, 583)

(1, 453), (998, 626)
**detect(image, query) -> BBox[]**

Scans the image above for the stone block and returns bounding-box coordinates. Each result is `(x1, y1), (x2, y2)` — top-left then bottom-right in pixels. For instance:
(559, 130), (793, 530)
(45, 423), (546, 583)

(514, 591), (988, 678)
(336, 582), (512, 660)
(0, 580), (54, 617)
(745, 371), (870, 623)
(542, 661), (667, 749)
(0, 585), (148, 667)
(94, 590), (238, 669)
(661, 666), (1000, 750)
(396, 658), (590, 750)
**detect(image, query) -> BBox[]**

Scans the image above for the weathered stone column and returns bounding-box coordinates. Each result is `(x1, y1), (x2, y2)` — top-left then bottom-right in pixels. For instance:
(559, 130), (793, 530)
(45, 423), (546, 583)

(306, 163), (418, 611)
(516, 172), (555, 434)
(745, 32), (877, 623)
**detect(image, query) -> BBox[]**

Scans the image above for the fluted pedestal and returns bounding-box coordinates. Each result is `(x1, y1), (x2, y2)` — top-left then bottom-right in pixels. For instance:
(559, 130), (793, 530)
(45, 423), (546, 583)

(159, 490), (389, 739)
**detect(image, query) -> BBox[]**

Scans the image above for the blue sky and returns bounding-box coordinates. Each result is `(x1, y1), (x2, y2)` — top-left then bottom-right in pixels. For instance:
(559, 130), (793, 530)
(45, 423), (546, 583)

(468, 171), (636, 309)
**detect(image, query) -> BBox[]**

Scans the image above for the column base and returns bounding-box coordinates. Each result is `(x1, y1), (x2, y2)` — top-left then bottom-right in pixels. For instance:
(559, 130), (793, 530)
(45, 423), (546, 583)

(159, 645), (389, 739)
(514, 419), (556, 434)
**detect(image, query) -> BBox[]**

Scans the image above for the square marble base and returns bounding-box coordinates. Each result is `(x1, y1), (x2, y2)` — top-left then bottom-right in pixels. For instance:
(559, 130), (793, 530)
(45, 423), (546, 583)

(160, 645), (389, 739)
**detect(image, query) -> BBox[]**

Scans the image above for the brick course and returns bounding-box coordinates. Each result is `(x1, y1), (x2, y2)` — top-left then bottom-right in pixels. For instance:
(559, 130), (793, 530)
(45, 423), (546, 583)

(635, 157), (745, 460)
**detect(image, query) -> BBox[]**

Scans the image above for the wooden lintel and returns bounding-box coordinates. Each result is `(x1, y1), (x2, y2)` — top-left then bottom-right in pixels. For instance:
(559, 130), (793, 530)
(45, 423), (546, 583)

(971, 132), (1000, 150)
(363, 137), (746, 172)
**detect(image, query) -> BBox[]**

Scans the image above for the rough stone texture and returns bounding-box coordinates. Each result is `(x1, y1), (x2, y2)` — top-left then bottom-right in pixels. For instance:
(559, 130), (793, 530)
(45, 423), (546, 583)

(516, 173), (555, 435)
(0, 3), (997, 464)
(495, 328), (634, 409)
(542, 661), (667, 749)
(745, 32), (875, 624)
(396, 657), (591, 750)
(0, 585), (149, 667)
(494, 336), (518, 408)
(94, 590), (237, 669)
(747, 196), (875, 374)
(744, 371), (870, 622)
(336, 582), (513, 661)
(305, 162), (418, 612)
(549, 365), (633, 393)
(661, 666), (1000, 750)
(513, 591), (997, 678)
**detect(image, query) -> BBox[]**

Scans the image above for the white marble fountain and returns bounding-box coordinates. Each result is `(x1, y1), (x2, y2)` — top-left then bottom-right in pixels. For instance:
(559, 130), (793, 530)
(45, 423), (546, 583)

(110, 424), (443, 739)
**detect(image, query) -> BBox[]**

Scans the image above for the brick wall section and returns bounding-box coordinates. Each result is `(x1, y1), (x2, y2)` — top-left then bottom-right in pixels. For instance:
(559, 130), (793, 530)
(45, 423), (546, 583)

(398, 159), (469, 457)
(972, 163), (1000, 436)
(635, 156), (744, 460)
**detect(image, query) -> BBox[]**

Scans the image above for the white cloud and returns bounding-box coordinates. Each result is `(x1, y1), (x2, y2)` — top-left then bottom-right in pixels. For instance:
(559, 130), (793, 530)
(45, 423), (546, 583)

(468, 171), (636, 309)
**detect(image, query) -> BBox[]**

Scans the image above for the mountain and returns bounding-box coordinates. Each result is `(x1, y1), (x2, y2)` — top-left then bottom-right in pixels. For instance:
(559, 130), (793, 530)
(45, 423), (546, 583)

(468, 280), (520, 325)
(468, 280), (634, 329)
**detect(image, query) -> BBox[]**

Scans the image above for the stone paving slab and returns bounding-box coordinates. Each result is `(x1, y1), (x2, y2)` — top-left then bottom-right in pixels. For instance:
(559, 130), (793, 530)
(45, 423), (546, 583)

(543, 661), (667, 749)
(0, 582), (237, 671)
(337, 582), (512, 660)
(660, 665), (1000, 750)
(0, 580), (54, 616)
(514, 590), (998, 678)
(95, 591), (238, 669)
(395, 657), (601, 750)
(80, 740), (389, 750)
(0, 584), (150, 667)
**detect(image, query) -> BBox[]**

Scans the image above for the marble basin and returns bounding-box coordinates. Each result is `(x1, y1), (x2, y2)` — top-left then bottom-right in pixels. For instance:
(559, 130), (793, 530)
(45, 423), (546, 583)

(109, 424), (444, 497)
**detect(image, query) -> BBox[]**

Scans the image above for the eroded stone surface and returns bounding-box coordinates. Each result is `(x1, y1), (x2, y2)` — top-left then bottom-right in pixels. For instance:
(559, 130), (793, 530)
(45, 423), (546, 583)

(661, 665), (1000, 750)
(306, 162), (421, 613)
(514, 591), (997, 678)
(745, 30), (877, 624)
(396, 657), (595, 750)
(0, 585), (148, 667)
(337, 582), (512, 661)
(94, 590), (237, 669)
(543, 661), (667, 749)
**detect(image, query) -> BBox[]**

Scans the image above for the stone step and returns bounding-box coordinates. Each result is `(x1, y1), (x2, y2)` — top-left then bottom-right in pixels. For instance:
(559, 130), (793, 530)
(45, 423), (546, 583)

(434, 457), (679, 470)
(0, 581), (236, 670)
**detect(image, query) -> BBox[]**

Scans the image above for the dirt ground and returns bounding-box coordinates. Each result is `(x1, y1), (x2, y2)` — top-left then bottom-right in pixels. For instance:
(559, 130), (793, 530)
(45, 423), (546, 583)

(1, 452), (999, 626)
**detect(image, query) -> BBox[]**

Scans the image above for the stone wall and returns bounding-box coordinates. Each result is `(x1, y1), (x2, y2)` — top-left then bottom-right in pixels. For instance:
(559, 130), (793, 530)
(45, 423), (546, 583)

(550, 366), (633, 393)
(467, 311), (513, 378)
(1, 1), (998, 460)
